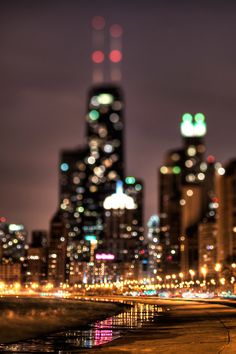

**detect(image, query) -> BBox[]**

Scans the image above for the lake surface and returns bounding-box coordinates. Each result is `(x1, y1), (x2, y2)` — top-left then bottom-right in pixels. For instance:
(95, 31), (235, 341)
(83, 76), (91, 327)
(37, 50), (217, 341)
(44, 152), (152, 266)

(0, 301), (164, 353)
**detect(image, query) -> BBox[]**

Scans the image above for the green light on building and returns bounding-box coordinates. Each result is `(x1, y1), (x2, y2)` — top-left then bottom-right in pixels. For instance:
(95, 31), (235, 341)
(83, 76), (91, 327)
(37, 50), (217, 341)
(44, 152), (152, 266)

(89, 110), (100, 121)
(135, 184), (142, 191)
(182, 113), (193, 122)
(194, 113), (205, 123)
(181, 112), (206, 137)
(172, 166), (181, 174)
(125, 176), (136, 184)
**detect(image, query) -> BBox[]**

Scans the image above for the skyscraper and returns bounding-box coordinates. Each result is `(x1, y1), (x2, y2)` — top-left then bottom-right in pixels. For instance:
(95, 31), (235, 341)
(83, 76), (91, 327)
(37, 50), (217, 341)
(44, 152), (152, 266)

(217, 159), (236, 264)
(159, 113), (214, 274)
(49, 85), (144, 284)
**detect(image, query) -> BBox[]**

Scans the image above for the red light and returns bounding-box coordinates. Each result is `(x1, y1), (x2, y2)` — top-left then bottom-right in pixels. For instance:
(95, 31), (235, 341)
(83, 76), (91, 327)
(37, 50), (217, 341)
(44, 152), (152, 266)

(139, 249), (145, 255)
(0, 217), (6, 223)
(91, 16), (105, 30)
(109, 50), (122, 63)
(91, 51), (104, 64)
(110, 24), (123, 38)
(167, 255), (173, 261)
(213, 197), (219, 203)
(207, 155), (215, 163)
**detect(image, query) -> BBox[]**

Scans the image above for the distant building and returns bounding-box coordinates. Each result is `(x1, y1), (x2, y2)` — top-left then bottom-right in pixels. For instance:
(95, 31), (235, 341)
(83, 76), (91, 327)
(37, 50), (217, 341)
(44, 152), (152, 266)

(147, 215), (161, 277)
(0, 222), (27, 263)
(47, 213), (67, 285)
(159, 113), (224, 275)
(0, 263), (21, 283)
(31, 230), (48, 248)
(217, 159), (236, 264)
(26, 230), (48, 284)
(198, 219), (217, 276)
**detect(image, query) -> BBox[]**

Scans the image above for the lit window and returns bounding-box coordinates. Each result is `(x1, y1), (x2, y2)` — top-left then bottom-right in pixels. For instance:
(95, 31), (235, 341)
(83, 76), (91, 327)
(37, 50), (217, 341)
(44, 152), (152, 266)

(171, 153), (180, 161)
(218, 167), (225, 175)
(135, 184), (142, 191)
(88, 156), (96, 165)
(198, 173), (205, 180)
(97, 93), (114, 105)
(160, 166), (168, 174)
(125, 176), (136, 184)
(89, 110), (100, 121)
(186, 189), (193, 197)
(187, 146), (196, 157)
(110, 113), (120, 123)
(60, 163), (69, 172)
(172, 166), (181, 174)
(185, 160), (193, 168)
(104, 144), (113, 153)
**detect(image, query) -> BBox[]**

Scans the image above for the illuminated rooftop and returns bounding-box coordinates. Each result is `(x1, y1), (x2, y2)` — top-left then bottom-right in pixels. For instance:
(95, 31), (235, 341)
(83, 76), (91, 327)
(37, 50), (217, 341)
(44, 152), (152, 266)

(180, 113), (207, 137)
(103, 181), (136, 210)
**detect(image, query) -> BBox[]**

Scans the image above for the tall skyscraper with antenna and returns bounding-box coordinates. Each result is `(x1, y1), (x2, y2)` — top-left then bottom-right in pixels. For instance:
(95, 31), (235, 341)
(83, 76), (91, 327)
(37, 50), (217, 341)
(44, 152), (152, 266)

(48, 18), (145, 284)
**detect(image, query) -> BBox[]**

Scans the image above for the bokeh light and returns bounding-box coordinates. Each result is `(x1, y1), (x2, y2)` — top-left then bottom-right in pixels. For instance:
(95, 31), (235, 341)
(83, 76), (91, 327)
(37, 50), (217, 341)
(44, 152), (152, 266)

(91, 16), (105, 30)
(109, 50), (122, 63)
(92, 51), (104, 64)
(110, 24), (123, 38)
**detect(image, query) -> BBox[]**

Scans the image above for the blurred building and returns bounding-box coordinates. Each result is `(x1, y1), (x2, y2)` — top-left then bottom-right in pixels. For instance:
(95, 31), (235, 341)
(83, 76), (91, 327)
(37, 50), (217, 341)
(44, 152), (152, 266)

(0, 222), (27, 263)
(147, 215), (161, 277)
(217, 159), (236, 264)
(198, 219), (217, 277)
(47, 213), (67, 285)
(0, 263), (21, 283)
(97, 180), (145, 282)
(158, 113), (224, 275)
(50, 85), (144, 284)
(31, 230), (47, 248)
(26, 230), (48, 284)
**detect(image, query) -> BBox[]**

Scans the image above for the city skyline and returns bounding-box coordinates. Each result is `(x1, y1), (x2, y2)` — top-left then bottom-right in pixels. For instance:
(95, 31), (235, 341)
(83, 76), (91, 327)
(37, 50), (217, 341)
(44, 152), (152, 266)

(1, 1), (236, 232)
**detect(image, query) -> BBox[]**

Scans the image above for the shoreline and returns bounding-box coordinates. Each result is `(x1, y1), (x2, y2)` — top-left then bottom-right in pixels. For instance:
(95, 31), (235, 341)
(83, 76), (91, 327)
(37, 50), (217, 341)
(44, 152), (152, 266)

(0, 296), (128, 344)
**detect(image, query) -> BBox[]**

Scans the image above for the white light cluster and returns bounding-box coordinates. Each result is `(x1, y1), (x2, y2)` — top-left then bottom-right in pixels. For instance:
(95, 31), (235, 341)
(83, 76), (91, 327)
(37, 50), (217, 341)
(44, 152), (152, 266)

(180, 113), (207, 137)
(9, 224), (24, 232)
(103, 181), (136, 210)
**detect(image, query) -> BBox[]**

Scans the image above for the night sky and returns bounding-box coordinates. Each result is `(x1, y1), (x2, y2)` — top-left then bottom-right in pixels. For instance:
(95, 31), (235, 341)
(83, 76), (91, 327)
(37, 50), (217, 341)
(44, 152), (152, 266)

(1, 1), (236, 235)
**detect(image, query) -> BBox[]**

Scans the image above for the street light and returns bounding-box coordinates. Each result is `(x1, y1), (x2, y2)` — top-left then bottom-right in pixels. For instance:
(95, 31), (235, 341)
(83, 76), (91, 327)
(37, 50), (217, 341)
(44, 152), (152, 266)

(189, 269), (195, 281)
(201, 266), (207, 290)
(214, 263), (222, 291)
(215, 263), (222, 272)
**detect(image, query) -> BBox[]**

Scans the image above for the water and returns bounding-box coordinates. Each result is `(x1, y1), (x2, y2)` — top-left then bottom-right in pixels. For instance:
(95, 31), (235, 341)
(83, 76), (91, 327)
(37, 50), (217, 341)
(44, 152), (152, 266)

(0, 302), (164, 353)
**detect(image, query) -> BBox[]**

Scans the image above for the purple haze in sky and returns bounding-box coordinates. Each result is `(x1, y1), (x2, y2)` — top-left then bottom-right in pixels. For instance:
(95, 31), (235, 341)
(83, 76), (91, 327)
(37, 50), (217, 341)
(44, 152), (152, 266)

(1, 1), (236, 234)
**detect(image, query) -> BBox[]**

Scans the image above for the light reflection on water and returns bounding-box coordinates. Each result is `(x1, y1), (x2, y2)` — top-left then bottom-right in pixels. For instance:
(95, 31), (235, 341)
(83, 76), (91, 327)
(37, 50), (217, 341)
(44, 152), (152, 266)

(0, 302), (163, 353)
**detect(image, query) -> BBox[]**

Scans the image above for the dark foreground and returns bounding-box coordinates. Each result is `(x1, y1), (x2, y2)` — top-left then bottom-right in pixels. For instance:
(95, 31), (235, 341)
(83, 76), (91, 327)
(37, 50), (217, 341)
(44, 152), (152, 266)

(1, 296), (236, 353)
(0, 297), (126, 343)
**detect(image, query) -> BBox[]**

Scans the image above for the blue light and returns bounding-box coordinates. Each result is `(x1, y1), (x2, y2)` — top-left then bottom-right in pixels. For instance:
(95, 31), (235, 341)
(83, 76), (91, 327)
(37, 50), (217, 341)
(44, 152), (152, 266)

(60, 163), (69, 172)
(85, 235), (97, 242)
(116, 180), (123, 194)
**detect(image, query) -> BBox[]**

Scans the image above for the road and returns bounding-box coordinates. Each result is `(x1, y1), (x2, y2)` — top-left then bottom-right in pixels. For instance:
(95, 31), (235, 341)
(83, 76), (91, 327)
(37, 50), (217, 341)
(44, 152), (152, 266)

(86, 297), (236, 354)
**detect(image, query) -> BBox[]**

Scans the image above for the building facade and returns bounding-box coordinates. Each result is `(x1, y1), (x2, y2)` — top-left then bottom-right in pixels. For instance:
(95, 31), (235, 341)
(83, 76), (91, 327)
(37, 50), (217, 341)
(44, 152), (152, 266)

(49, 85), (144, 284)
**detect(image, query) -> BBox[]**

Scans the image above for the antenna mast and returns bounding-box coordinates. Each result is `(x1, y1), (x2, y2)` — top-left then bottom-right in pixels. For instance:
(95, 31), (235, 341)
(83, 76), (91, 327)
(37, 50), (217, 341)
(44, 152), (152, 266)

(109, 24), (123, 82)
(91, 16), (105, 84)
